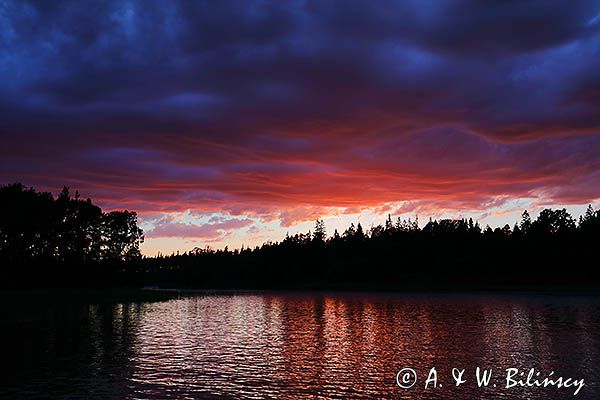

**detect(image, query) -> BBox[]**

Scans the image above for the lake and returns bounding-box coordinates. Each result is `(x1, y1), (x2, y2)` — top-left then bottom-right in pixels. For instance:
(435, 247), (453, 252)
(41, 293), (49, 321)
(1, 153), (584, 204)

(2, 292), (600, 399)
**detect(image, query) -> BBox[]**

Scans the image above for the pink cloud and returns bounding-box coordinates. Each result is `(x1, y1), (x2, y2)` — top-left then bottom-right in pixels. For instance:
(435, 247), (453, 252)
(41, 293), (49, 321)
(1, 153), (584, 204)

(146, 216), (253, 239)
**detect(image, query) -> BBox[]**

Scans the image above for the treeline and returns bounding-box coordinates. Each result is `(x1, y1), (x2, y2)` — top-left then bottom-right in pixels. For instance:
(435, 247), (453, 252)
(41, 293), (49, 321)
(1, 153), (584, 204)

(2, 182), (600, 290)
(140, 205), (600, 290)
(0, 183), (143, 285)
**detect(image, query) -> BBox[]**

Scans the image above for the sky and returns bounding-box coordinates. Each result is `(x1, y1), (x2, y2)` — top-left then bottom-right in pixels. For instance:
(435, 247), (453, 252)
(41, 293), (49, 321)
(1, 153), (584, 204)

(1, 0), (600, 256)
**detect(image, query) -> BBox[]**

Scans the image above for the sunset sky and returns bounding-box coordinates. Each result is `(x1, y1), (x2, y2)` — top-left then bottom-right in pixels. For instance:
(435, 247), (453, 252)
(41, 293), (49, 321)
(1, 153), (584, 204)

(2, 1), (600, 255)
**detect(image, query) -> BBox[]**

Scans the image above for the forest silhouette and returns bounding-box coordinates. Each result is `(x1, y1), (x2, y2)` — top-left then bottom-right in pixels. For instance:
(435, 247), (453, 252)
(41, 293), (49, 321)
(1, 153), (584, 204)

(2, 183), (599, 290)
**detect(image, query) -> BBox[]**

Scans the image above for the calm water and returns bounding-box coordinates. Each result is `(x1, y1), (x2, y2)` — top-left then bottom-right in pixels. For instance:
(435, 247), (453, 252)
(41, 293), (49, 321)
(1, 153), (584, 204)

(2, 292), (600, 399)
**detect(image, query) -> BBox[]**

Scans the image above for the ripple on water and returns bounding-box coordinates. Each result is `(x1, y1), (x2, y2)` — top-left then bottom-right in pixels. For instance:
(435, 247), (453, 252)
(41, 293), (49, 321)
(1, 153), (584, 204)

(2, 293), (600, 399)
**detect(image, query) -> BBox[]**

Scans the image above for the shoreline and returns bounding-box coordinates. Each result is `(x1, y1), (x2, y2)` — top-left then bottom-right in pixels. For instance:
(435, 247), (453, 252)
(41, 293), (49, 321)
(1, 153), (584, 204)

(2, 286), (600, 304)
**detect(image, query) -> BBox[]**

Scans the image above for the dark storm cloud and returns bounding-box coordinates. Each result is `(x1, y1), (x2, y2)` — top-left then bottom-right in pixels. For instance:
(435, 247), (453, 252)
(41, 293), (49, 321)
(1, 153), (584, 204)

(1, 0), (600, 222)
(318, 0), (599, 54)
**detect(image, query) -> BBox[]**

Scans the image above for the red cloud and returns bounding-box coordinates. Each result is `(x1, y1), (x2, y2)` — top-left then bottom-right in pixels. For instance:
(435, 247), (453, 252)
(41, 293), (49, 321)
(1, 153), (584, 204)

(3, 0), (600, 236)
(5, 125), (600, 231)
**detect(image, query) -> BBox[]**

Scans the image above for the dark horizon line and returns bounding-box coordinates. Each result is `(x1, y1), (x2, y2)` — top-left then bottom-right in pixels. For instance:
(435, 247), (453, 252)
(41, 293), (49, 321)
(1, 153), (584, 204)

(3, 181), (597, 257)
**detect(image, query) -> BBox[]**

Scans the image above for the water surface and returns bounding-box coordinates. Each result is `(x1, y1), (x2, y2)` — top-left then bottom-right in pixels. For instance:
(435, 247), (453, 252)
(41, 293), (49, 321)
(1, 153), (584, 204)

(2, 292), (600, 399)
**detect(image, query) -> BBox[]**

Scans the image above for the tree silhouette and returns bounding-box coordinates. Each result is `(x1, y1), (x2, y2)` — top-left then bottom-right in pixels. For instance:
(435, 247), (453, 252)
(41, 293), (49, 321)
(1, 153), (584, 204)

(102, 211), (144, 261)
(385, 214), (394, 233)
(313, 219), (326, 243)
(355, 223), (365, 240)
(520, 210), (532, 233)
(2, 182), (600, 290)
(579, 205), (599, 231)
(343, 223), (356, 239)
(0, 183), (143, 273)
(532, 208), (576, 235)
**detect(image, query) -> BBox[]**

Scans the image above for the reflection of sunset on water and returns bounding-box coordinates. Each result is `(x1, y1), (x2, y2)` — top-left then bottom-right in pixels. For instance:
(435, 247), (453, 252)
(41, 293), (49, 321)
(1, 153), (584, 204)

(93, 294), (600, 399)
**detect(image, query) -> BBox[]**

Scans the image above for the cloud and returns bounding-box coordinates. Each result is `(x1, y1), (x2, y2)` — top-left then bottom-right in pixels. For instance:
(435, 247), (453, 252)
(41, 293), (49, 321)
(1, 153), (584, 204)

(145, 215), (253, 239)
(2, 0), (600, 234)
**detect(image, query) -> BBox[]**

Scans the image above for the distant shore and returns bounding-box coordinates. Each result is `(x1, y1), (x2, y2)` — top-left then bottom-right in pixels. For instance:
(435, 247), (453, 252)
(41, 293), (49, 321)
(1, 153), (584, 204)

(0, 287), (181, 303)
(2, 285), (599, 306)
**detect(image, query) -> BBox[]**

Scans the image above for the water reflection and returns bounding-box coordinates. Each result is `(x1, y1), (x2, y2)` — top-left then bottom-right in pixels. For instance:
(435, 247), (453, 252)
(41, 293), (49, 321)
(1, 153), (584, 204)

(1, 294), (599, 399)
